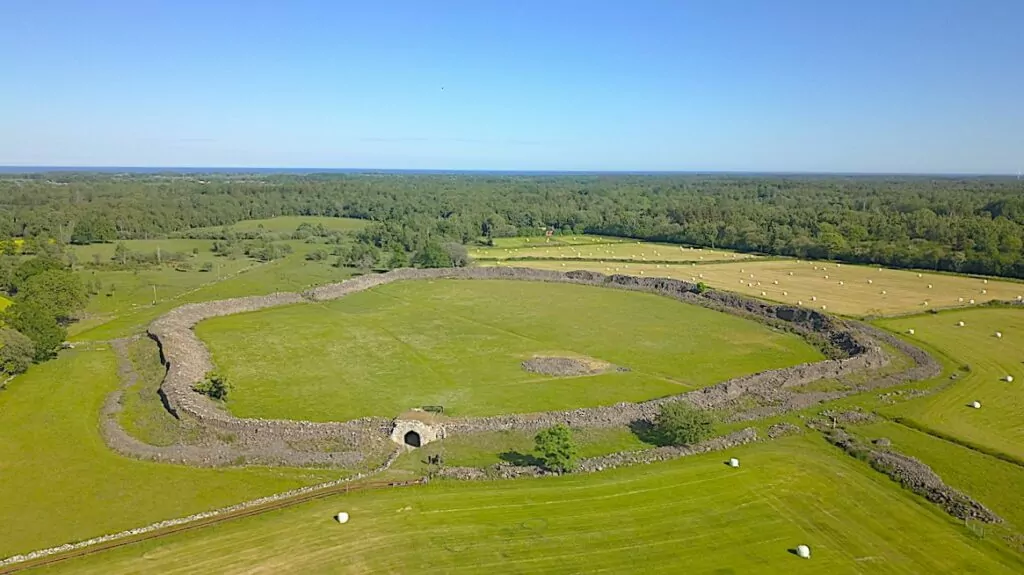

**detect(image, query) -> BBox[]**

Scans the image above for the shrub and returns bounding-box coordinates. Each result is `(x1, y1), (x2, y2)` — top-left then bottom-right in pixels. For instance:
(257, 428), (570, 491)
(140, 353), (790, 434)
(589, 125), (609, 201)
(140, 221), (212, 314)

(654, 402), (714, 446)
(193, 371), (230, 400)
(534, 424), (577, 472)
(199, 261), (214, 272)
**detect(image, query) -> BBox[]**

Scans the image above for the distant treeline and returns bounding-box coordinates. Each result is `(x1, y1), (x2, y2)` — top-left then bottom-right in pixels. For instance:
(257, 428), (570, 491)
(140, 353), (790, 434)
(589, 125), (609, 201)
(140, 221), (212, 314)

(3, 173), (1024, 278)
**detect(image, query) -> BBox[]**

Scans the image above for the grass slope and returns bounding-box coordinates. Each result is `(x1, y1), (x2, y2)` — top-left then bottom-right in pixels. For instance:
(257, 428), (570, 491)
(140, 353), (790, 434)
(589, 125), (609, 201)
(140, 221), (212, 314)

(0, 294), (11, 312)
(0, 350), (338, 557)
(876, 308), (1024, 461)
(40, 436), (1024, 574)
(504, 259), (1024, 317)
(197, 279), (823, 421)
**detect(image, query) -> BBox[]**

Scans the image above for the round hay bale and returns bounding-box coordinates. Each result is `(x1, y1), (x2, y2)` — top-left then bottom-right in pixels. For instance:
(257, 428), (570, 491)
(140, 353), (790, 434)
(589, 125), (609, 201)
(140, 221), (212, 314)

(881, 290), (887, 295)
(907, 328), (915, 335)
(982, 289), (987, 295)
(783, 291), (788, 296)
(917, 273), (922, 278)
(761, 291), (767, 296)
(773, 280), (778, 285)
(984, 279), (989, 284)
(1004, 375), (1014, 383)
(821, 305), (827, 310)
(867, 279), (872, 284)
(995, 331), (1002, 338)
(958, 297), (963, 303)
(796, 545), (811, 559)
(811, 296), (817, 301)
(970, 299), (975, 304)
(971, 401), (981, 409)
(336, 512), (350, 524)
(838, 281), (844, 286)
(797, 300), (803, 305)
(957, 321), (965, 327)
(928, 284), (932, 289)
(789, 271), (794, 276)
(728, 458), (740, 468)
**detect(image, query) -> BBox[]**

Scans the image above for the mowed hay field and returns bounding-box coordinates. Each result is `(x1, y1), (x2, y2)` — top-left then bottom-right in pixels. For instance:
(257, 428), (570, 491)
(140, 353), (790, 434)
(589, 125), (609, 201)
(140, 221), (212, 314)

(196, 279), (823, 421)
(876, 308), (1024, 461)
(471, 236), (756, 263)
(506, 259), (1024, 317)
(0, 350), (338, 558)
(39, 436), (1024, 574)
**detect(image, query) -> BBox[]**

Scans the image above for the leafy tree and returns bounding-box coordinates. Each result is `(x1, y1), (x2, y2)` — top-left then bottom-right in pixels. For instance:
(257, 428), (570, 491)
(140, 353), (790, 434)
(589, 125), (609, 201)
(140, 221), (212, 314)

(534, 424), (578, 473)
(412, 242), (452, 268)
(18, 269), (88, 322)
(0, 328), (36, 376)
(338, 243), (379, 270)
(199, 261), (214, 272)
(654, 402), (715, 446)
(192, 371), (230, 400)
(386, 245), (410, 269)
(443, 242), (472, 267)
(2, 301), (65, 361)
(11, 256), (65, 293)
(305, 248), (329, 261)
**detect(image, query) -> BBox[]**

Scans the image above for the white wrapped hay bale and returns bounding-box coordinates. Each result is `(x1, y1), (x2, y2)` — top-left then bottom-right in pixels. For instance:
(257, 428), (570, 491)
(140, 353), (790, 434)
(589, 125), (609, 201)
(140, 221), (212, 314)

(335, 512), (350, 524)
(957, 321), (965, 327)
(971, 401), (981, 409)
(907, 329), (915, 335)
(995, 331), (1002, 339)
(729, 458), (740, 468)
(796, 545), (811, 559)
(1005, 375), (1014, 383)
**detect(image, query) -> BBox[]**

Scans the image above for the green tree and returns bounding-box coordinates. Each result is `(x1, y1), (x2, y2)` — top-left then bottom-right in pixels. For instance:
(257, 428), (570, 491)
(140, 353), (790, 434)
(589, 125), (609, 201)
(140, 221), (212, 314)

(443, 242), (472, 267)
(2, 301), (66, 361)
(19, 269), (88, 322)
(386, 245), (410, 269)
(412, 242), (452, 268)
(12, 256), (65, 292)
(654, 402), (714, 446)
(0, 328), (36, 376)
(534, 424), (578, 473)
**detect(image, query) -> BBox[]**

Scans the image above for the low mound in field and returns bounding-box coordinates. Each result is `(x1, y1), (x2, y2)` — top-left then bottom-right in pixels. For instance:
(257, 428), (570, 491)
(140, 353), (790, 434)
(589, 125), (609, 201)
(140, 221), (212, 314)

(521, 356), (627, 377)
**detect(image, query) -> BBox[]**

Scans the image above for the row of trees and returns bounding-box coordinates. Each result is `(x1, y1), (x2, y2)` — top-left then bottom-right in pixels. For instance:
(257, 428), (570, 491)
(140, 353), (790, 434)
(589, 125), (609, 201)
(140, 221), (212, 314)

(4, 173), (1024, 277)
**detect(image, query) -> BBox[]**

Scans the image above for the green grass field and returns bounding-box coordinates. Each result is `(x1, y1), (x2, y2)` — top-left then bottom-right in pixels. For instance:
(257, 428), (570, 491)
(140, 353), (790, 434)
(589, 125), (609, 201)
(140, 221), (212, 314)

(0, 349), (339, 557)
(184, 215), (369, 234)
(876, 308), (1024, 462)
(196, 279), (823, 421)
(471, 236), (756, 263)
(504, 259), (1024, 317)
(39, 436), (1024, 574)
(0, 293), (10, 312)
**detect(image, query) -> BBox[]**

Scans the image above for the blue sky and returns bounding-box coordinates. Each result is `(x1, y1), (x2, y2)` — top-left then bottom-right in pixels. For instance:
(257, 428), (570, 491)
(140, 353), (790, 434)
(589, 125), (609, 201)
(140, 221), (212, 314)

(1, 0), (1022, 173)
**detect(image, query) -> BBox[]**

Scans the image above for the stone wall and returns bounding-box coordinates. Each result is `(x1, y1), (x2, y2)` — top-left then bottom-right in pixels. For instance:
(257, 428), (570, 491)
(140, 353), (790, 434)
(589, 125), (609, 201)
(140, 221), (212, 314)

(145, 266), (924, 458)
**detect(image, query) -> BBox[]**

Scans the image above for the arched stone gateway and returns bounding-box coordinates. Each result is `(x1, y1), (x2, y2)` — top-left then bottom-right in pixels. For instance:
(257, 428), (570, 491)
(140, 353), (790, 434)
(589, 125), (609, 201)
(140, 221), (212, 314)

(391, 418), (444, 448)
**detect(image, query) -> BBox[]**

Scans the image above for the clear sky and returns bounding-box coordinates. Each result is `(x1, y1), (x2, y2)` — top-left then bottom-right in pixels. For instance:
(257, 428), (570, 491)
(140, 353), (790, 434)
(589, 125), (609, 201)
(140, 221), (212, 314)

(2, 0), (1022, 173)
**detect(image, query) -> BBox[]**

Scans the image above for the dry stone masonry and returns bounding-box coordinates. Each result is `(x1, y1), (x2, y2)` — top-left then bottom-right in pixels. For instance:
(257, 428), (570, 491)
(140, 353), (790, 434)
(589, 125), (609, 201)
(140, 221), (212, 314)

(123, 266), (942, 467)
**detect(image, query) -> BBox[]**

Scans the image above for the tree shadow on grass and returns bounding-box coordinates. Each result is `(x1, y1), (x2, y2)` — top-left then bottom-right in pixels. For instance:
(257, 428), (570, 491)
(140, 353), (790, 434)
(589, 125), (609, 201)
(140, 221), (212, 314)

(628, 420), (672, 447)
(498, 451), (543, 466)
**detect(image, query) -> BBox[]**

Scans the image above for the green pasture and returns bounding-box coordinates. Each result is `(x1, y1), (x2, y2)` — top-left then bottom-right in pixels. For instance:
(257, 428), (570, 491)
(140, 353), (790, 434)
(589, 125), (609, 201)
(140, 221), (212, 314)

(71, 252), (354, 341)
(0, 293), (10, 312)
(39, 436), (1023, 574)
(876, 308), (1024, 462)
(854, 420), (1024, 532)
(184, 215), (369, 234)
(196, 279), (823, 421)
(0, 349), (339, 557)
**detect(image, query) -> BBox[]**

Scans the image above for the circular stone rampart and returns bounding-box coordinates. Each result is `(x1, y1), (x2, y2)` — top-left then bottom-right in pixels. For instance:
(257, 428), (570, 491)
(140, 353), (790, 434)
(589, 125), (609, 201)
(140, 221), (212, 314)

(138, 266), (939, 465)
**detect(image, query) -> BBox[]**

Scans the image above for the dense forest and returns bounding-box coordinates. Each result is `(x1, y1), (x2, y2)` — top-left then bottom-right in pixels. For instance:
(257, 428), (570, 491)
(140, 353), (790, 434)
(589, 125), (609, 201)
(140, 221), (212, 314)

(2, 172), (1024, 278)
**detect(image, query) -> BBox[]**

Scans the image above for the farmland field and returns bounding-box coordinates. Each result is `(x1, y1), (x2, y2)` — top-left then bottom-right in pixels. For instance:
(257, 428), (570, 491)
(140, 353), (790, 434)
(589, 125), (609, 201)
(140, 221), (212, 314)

(38, 436), (1024, 574)
(0, 349), (338, 558)
(471, 236), (756, 263)
(196, 279), (823, 421)
(501, 259), (1024, 316)
(0, 294), (10, 312)
(876, 308), (1024, 462)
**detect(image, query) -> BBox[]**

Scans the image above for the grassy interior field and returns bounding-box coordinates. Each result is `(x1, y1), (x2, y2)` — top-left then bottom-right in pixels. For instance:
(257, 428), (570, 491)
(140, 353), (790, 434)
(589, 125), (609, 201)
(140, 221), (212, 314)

(471, 235), (756, 263)
(38, 435), (1024, 574)
(0, 293), (10, 312)
(0, 349), (339, 558)
(875, 308), (1024, 462)
(500, 259), (1024, 316)
(196, 279), (823, 421)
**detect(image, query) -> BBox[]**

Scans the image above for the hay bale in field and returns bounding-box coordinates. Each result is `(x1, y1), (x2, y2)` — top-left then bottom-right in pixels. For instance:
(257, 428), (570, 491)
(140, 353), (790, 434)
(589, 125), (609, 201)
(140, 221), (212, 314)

(789, 271), (793, 276)
(729, 458), (740, 468)
(982, 289), (987, 295)
(867, 279), (872, 284)
(970, 299), (975, 304)
(984, 279), (989, 284)
(928, 284), (932, 289)
(773, 280), (779, 285)
(907, 328), (915, 335)
(957, 321), (965, 327)
(971, 401), (981, 409)
(336, 512), (350, 524)
(761, 291), (767, 296)
(838, 281), (844, 286)
(811, 296), (817, 301)
(797, 300), (803, 305)
(824, 275), (829, 279)
(796, 545), (811, 559)
(783, 291), (788, 296)
(918, 273), (923, 278)
(1005, 375), (1014, 383)
(995, 331), (1002, 339)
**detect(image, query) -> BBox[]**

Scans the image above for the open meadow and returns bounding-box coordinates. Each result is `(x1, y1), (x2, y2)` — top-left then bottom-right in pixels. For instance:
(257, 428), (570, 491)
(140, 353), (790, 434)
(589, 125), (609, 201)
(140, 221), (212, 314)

(501, 259), (1024, 316)
(0, 349), (339, 558)
(196, 279), (823, 421)
(875, 307), (1024, 462)
(471, 235), (757, 264)
(35, 435), (1024, 574)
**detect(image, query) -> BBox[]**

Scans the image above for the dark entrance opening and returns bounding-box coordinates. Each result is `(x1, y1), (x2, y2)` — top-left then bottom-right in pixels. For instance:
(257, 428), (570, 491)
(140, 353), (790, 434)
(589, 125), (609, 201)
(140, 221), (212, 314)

(404, 431), (421, 447)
